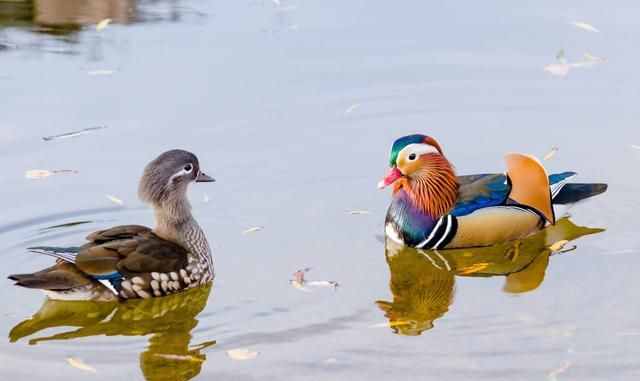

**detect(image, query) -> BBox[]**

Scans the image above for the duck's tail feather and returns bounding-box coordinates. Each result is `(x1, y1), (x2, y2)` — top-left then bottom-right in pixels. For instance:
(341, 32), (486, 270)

(27, 246), (83, 264)
(8, 263), (86, 290)
(553, 183), (608, 204)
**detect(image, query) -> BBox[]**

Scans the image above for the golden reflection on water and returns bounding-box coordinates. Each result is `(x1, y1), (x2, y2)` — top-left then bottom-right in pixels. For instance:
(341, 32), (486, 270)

(376, 218), (604, 336)
(9, 284), (213, 381)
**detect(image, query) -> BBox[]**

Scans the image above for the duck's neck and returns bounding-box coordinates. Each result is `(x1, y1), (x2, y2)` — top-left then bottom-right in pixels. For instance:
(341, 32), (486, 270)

(393, 156), (458, 218)
(152, 201), (213, 278)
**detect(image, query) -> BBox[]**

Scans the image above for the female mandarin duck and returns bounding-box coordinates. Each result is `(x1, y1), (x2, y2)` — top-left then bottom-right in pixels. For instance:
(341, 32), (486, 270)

(8, 150), (215, 301)
(379, 134), (607, 249)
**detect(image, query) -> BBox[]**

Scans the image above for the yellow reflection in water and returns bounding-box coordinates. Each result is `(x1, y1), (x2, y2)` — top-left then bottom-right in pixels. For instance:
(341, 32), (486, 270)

(376, 218), (604, 336)
(9, 284), (213, 381)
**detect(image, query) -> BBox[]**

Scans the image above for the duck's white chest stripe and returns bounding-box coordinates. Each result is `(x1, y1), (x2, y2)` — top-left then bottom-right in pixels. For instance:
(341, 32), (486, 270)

(416, 215), (458, 250)
(415, 217), (446, 249)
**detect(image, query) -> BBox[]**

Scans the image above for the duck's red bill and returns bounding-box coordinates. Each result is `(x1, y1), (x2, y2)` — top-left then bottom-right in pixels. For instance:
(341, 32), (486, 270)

(377, 167), (402, 189)
(196, 171), (215, 183)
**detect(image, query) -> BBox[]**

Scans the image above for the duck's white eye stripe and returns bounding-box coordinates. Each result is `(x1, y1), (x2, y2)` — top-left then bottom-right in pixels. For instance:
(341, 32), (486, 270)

(167, 167), (193, 185)
(399, 143), (440, 160)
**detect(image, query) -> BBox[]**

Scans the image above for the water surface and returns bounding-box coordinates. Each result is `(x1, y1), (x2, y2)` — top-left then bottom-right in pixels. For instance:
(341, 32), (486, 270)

(1, 0), (639, 380)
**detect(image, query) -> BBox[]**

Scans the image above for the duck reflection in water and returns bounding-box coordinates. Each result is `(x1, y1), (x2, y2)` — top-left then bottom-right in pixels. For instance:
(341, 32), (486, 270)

(9, 284), (213, 381)
(376, 218), (604, 336)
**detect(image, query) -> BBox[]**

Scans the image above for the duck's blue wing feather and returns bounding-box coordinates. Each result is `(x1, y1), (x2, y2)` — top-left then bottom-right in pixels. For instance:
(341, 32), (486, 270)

(452, 172), (580, 217)
(452, 174), (510, 217)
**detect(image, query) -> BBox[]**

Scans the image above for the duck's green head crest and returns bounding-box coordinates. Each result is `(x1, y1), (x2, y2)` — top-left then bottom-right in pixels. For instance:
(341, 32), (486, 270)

(389, 134), (442, 167)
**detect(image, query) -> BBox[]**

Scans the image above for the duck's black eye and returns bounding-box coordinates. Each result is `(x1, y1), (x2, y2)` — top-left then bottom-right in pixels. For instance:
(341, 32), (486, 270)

(184, 164), (193, 172)
(408, 153), (417, 161)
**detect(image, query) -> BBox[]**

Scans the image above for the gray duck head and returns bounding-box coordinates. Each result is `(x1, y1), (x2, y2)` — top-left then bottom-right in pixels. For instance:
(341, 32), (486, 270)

(138, 149), (214, 221)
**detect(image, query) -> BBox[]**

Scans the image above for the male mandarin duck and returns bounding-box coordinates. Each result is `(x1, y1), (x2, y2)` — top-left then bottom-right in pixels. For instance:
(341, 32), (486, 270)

(379, 134), (607, 249)
(8, 150), (215, 301)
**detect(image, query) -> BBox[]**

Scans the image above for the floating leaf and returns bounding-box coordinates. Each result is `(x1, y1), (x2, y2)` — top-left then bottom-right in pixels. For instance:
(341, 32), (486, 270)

(290, 268), (338, 291)
(226, 348), (259, 360)
(305, 280), (339, 288)
(290, 280), (312, 292)
(242, 226), (263, 234)
(67, 357), (97, 373)
(85, 70), (114, 76)
(25, 169), (78, 179)
(346, 210), (371, 215)
(582, 52), (605, 62)
(43, 126), (107, 141)
(106, 194), (124, 206)
(52, 169), (78, 175)
(547, 360), (572, 381)
(96, 19), (112, 32)
(457, 262), (489, 275)
(569, 61), (602, 68)
(556, 49), (567, 65)
(570, 21), (600, 33)
(549, 240), (569, 252)
(154, 354), (204, 362)
(345, 104), (360, 113)
(544, 64), (571, 77)
(25, 170), (52, 179)
(544, 147), (558, 161)
(369, 320), (411, 328)
(293, 267), (310, 283)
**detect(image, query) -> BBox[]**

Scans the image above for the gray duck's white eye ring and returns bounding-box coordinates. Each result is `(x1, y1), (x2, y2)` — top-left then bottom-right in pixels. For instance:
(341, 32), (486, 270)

(184, 164), (193, 172)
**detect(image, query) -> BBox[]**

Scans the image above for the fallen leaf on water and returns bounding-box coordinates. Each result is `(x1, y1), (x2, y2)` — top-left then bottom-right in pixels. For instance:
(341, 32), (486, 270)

(544, 64), (571, 77)
(242, 226), (263, 234)
(293, 268), (310, 283)
(67, 357), (97, 373)
(369, 321), (411, 328)
(544, 147), (558, 161)
(457, 263), (489, 275)
(25, 169), (78, 179)
(569, 61), (602, 68)
(43, 126), (107, 141)
(25, 170), (52, 179)
(290, 280), (312, 292)
(547, 360), (572, 381)
(226, 348), (259, 360)
(85, 70), (114, 76)
(154, 354), (204, 362)
(556, 49), (567, 65)
(570, 21), (600, 33)
(305, 280), (339, 288)
(549, 240), (569, 252)
(96, 19), (112, 32)
(582, 52), (606, 61)
(346, 210), (371, 215)
(290, 268), (338, 291)
(106, 194), (124, 206)
(345, 104), (360, 113)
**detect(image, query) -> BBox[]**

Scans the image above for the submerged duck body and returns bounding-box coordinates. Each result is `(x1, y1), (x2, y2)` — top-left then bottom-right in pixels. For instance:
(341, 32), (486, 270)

(9, 150), (216, 301)
(379, 134), (607, 249)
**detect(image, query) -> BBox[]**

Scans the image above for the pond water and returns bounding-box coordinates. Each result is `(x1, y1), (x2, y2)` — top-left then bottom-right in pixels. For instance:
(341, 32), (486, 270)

(1, 0), (639, 380)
